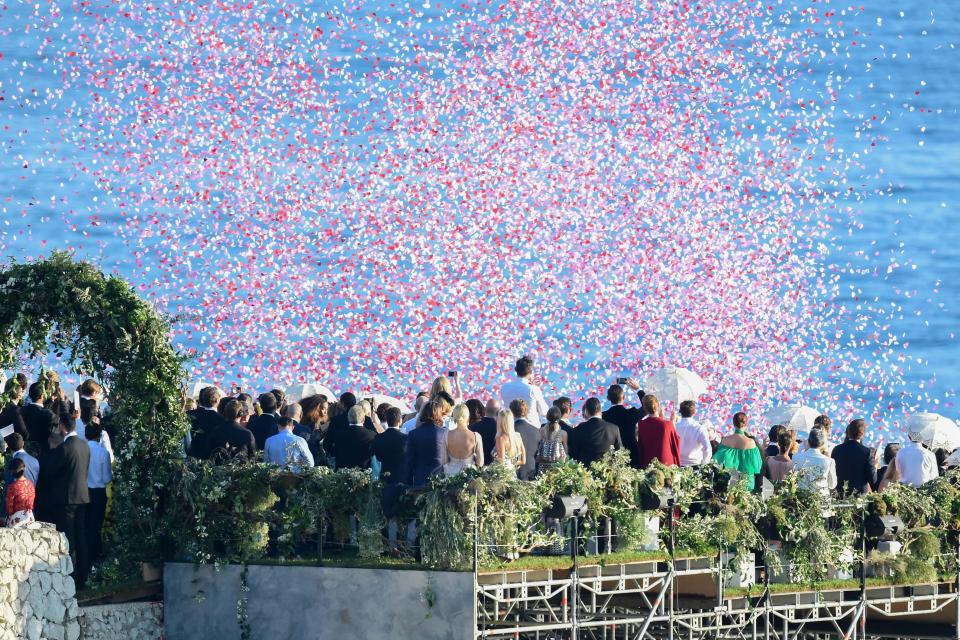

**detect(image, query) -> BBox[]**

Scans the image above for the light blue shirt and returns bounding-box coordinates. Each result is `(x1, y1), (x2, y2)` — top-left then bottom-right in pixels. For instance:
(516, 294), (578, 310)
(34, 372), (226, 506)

(87, 440), (113, 489)
(13, 450), (39, 486)
(264, 430), (314, 472)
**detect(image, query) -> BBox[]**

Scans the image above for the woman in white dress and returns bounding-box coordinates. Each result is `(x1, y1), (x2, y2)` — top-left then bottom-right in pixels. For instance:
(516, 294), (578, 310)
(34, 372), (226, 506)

(494, 409), (525, 472)
(442, 404), (484, 475)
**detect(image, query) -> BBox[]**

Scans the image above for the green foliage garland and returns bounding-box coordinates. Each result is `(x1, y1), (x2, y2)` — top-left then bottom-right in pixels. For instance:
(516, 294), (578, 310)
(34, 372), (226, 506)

(0, 253), (189, 563)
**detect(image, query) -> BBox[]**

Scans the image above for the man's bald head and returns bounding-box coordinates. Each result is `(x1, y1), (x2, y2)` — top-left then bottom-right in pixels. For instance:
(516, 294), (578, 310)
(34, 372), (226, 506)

(285, 403), (303, 422)
(485, 398), (502, 417)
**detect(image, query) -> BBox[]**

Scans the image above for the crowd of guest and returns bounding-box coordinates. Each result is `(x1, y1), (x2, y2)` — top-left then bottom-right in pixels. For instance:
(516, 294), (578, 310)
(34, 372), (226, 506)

(0, 373), (113, 590)
(182, 356), (952, 500)
(1, 356), (952, 586)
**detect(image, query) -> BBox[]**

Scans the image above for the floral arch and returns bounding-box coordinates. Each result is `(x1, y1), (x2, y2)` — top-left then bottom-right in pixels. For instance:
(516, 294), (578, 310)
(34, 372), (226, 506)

(0, 252), (188, 562)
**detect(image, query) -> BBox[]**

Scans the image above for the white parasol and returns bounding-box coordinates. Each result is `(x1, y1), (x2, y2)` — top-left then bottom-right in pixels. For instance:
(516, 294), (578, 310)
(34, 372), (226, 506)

(188, 380), (221, 400)
(905, 413), (960, 451)
(643, 366), (707, 407)
(764, 404), (821, 434)
(285, 382), (337, 404)
(369, 393), (413, 414)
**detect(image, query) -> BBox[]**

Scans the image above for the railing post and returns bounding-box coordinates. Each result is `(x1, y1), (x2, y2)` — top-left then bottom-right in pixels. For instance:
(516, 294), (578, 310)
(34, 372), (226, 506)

(860, 507), (867, 638)
(571, 515), (579, 640)
(473, 491), (480, 640)
(668, 498), (675, 640)
(955, 534), (959, 640)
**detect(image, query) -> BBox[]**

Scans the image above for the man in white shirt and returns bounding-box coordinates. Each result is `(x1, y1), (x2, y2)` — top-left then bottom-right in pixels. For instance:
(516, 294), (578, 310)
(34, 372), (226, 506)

(264, 417), (315, 472)
(791, 429), (837, 496)
(401, 394), (429, 434)
(85, 424), (113, 564)
(892, 432), (939, 487)
(674, 400), (712, 467)
(500, 356), (549, 427)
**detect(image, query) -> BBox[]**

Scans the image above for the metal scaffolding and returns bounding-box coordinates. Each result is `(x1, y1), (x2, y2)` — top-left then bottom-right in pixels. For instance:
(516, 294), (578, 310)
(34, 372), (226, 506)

(474, 556), (960, 640)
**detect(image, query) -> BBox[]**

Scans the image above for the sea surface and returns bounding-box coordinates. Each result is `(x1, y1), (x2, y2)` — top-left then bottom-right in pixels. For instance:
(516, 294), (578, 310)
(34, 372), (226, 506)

(0, 1), (958, 431)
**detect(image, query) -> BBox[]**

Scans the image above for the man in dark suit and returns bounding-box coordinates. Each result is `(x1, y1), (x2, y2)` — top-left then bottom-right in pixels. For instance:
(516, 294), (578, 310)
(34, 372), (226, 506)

(45, 413), (91, 589)
(552, 397), (575, 436)
(247, 392), (280, 451)
(326, 392), (378, 460)
(372, 407), (407, 482)
(569, 397), (623, 466)
(602, 380), (645, 468)
(470, 399), (500, 466)
(336, 406), (377, 470)
(832, 419), (877, 496)
(21, 382), (58, 453)
(509, 399), (541, 480)
(187, 386), (225, 459)
(404, 401), (446, 488)
(0, 379), (27, 450)
(207, 399), (256, 462)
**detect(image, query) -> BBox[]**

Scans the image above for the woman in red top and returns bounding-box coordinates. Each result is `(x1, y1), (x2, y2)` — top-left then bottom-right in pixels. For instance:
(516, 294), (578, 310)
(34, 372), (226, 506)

(6, 458), (36, 527)
(635, 395), (682, 467)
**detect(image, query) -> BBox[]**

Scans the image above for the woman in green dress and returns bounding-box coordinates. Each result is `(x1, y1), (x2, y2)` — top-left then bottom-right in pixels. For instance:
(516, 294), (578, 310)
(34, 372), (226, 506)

(713, 412), (762, 477)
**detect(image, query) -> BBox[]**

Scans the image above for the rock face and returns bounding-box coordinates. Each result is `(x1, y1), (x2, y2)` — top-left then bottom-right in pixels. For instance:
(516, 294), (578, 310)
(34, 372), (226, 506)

(0, 524), (81, 640)
(0, 526), (163, 640)
(78, 603), (162, 640)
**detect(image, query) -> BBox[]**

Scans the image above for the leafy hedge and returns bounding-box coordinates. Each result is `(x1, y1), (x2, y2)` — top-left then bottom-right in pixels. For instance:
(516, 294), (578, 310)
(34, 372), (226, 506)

(168, 451), (960, 583)
(0, 252), (189, 563)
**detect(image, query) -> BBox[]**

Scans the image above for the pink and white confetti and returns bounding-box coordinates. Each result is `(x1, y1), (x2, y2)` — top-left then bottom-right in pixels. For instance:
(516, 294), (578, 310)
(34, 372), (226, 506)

(1, 0), (956, 440)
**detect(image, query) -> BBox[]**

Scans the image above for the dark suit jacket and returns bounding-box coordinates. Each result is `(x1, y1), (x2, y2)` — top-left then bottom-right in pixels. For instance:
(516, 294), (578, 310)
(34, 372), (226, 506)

(603, 405), (643, 468)
(187, 408), (226, 459)
(44, 435), (90, 506)
(514, 419), (541, 480)
(405, 421), (446, 488)
(247, 413), (279, 451)
(208, 422), (256, 462)
(832, 440), (876, 495)
(0, 403), (27, 450)
(559, 419), (574, 437)
(21, 403), (58, 451)
(569, 417), (622, 467)
(373, 428), (408, 483)
(470, 417), (498, 466)
(336, 424), (376, 470)
(188, 407), (225, 438)
(325, 412), (374, 462)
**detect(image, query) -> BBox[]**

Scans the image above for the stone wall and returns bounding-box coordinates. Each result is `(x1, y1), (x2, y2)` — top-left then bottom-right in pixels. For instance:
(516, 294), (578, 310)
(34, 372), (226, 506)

(165, 562), (475, 640)
(78, 603), (162, 640)
(0, 524), (81, 640)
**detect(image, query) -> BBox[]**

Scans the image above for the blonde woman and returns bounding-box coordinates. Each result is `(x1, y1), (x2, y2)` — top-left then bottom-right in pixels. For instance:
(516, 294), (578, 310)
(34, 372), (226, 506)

(430, 374), (463, 404)
(494, 409), (525, 472)
(443, 403), (485, 475)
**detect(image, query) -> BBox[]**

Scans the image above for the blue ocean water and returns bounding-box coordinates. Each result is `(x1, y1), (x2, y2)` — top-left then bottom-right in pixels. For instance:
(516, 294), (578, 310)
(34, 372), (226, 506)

(0, 1), (957, 427)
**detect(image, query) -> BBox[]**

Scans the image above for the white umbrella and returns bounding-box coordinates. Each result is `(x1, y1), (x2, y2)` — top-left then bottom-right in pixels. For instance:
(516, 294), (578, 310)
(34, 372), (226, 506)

(369, 394), (413, 414)
(285, 382), (336, 404)
(643, 367), (707, 407)
(905, 413), (960, 451)
(764, 404), (821, 434)
(188, 380), (220, 400)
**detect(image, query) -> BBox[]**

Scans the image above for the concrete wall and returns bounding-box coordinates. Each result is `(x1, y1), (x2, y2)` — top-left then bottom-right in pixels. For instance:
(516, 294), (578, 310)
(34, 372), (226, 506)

(164, 562), (475, 640)
(79, 603), (162, 640)
(0, 524), (81, 640)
